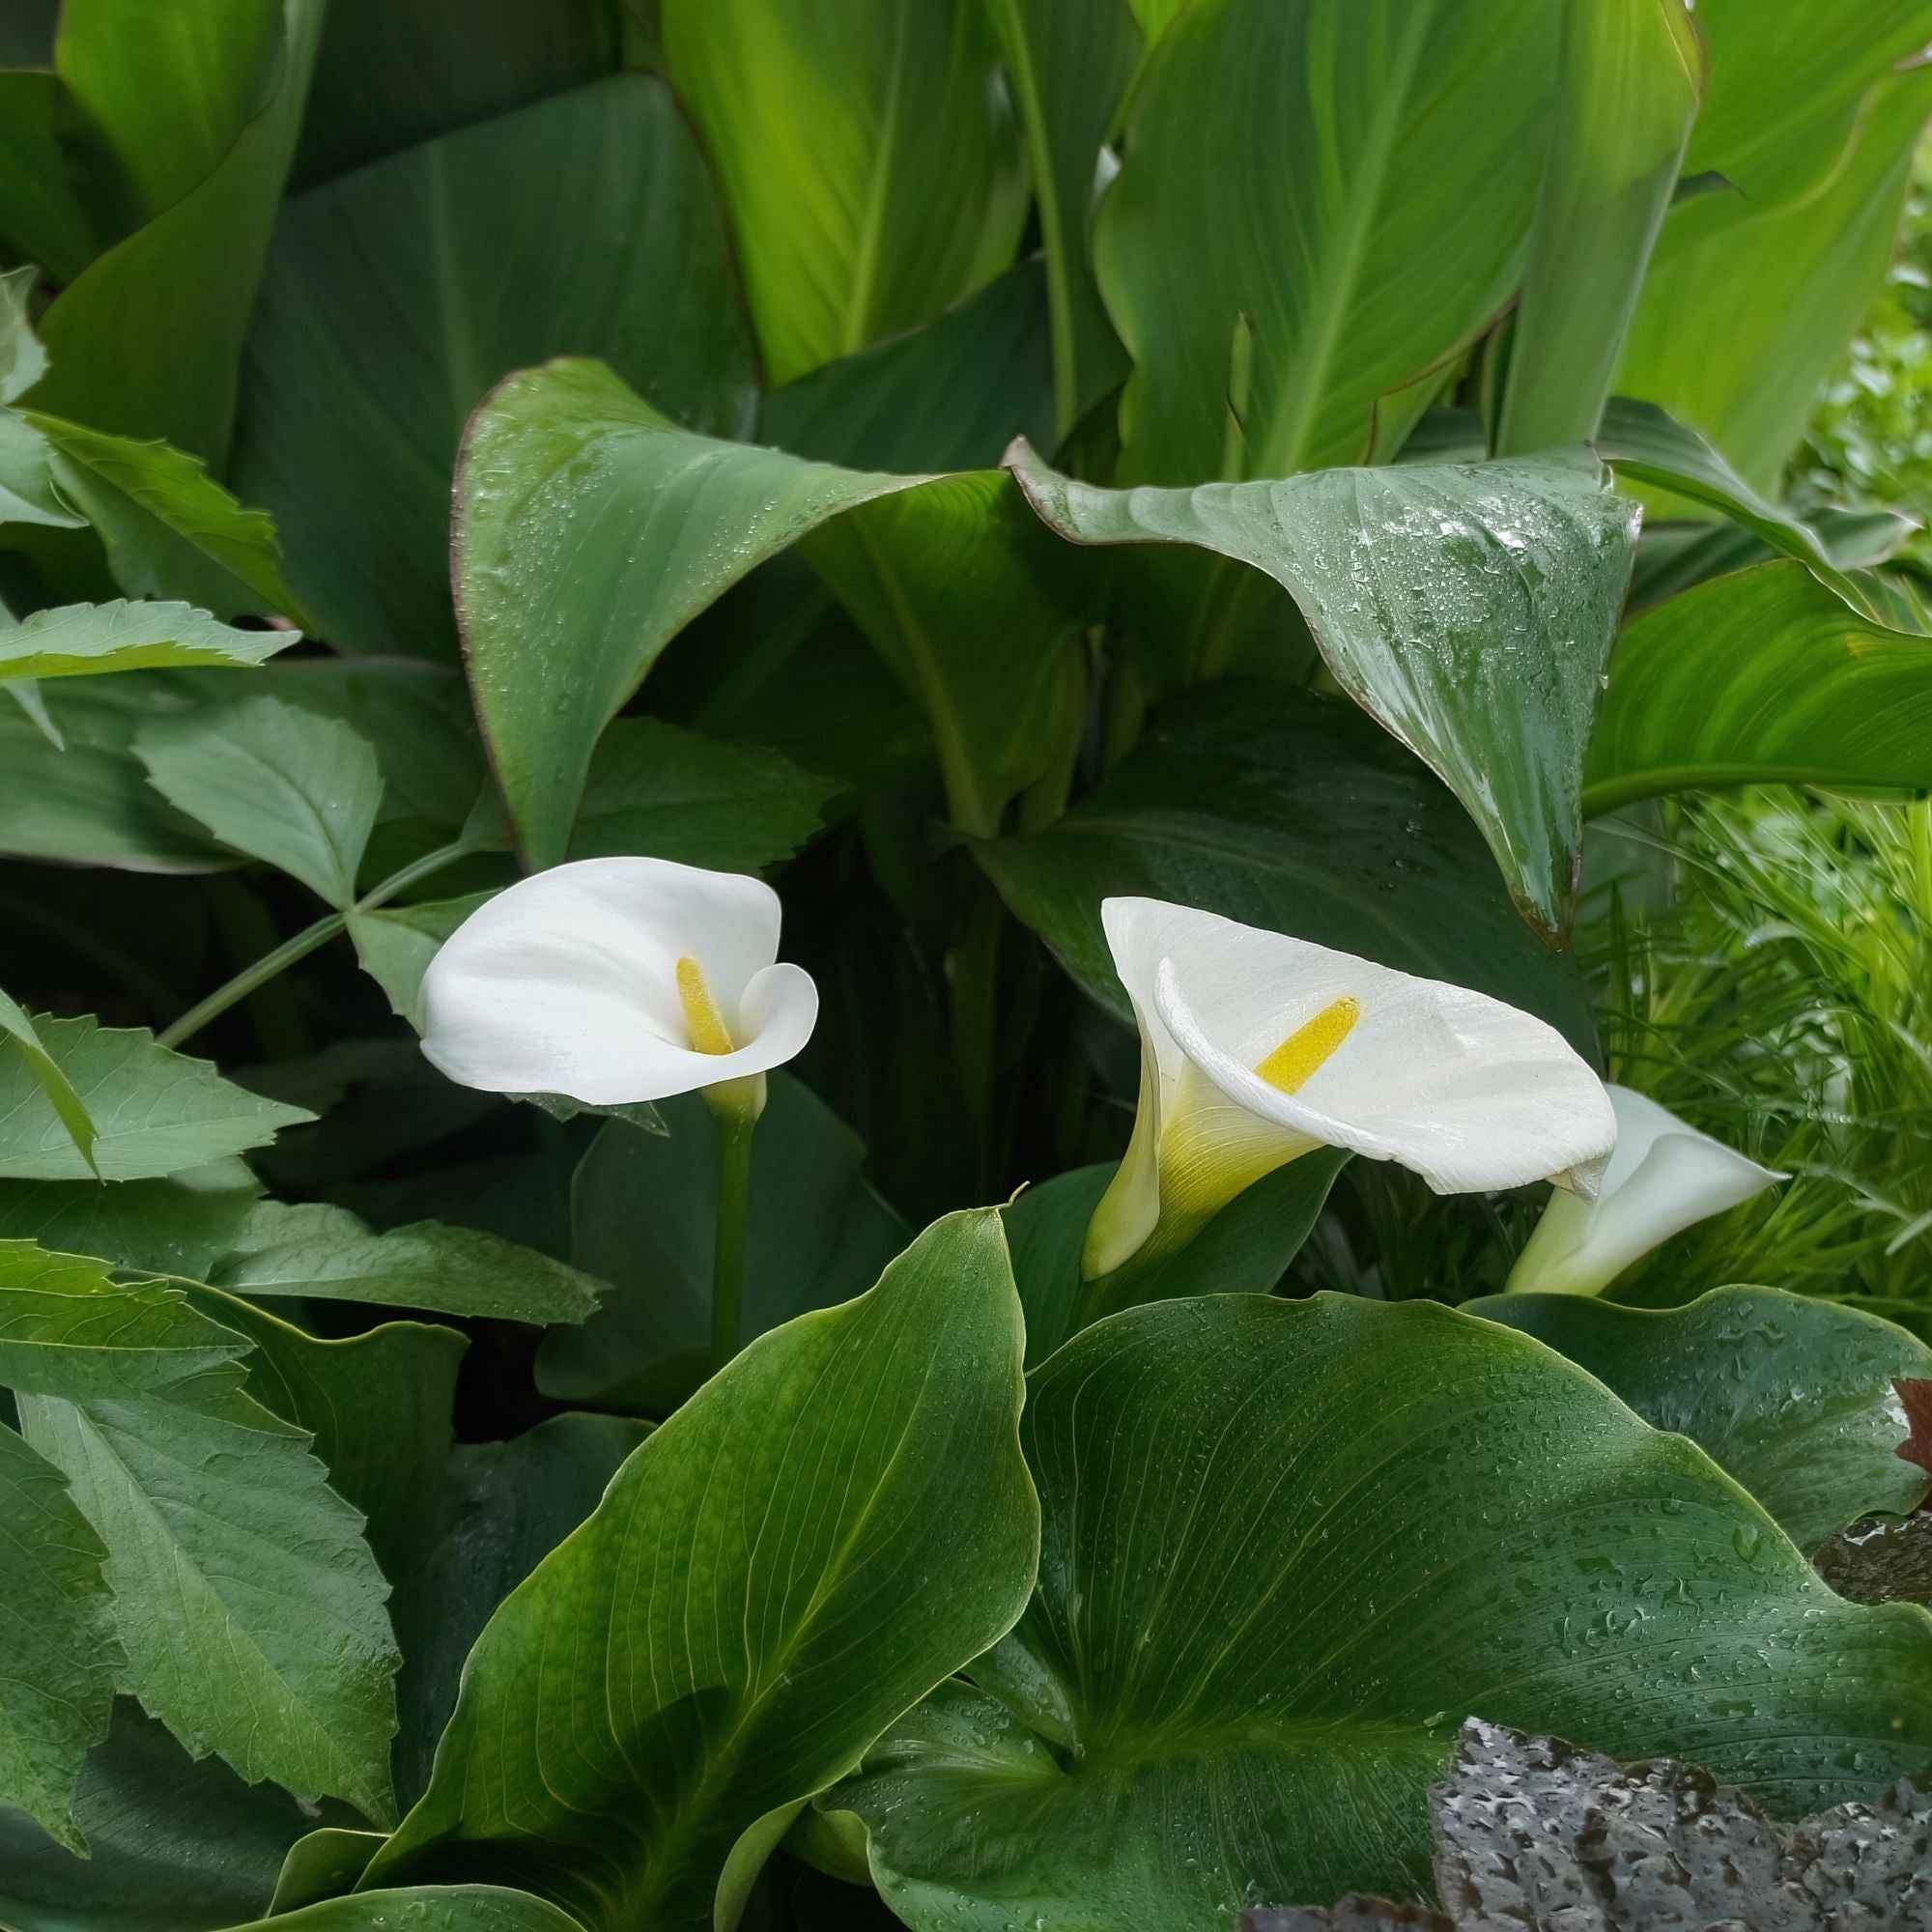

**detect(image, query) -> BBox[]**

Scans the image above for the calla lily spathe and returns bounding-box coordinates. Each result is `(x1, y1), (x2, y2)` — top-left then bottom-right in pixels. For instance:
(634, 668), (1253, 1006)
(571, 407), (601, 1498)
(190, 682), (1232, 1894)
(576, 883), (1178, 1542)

(416, 856), (817, 1113)
(1504, 1083), (1783, 1297)
(1084, 897), (1617, 1279)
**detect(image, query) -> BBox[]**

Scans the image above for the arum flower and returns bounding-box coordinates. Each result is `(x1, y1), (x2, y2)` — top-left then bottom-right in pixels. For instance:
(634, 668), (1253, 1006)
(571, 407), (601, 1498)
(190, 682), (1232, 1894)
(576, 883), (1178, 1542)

(1083, 897), (1617, 1283)
(417, 856), (817, 1122)
(1504, 1083), (1782, 1297)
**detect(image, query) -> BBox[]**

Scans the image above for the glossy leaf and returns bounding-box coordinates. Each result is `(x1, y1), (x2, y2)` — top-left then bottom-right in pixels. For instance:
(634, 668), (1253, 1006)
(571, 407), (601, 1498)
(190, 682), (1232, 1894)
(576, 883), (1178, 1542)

(0, 1247), (398, 1824)
(1495, 1), (1700, 455)
(0, 1419), (117, 1855)
(233, 72), (754, 660)
(1011, 444), (1638, 934)
(230, 1890), (590, 1932)
(0, 1015), (311, 1181)
(541, 1075), (910, 1413)
(213, 1201), (604, 1326)
(836, 1293), (1932, 1927)
(1466, 1287), (1932, 1552)
(0, 984), (96, 1174)
(361, 1209), (1038, 1929)
(1583, 562), (1932, 816)
(455, 358), (1088, 860)
(659, 0), (1028, 384)
(1094, 0), (1561, 482)
(0, 597), (293, 683)
(980, 0), (1140, 438)
(977, 684), (1598, 1058)
(136, 694), (383, 905)
(0, 1157), (262, 1278)
(1001, 1149), (1348, 1365)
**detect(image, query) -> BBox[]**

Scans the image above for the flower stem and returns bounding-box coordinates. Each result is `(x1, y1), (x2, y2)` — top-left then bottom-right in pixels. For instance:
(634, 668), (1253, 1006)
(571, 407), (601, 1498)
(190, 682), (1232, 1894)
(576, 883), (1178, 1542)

(156, 838), (478, 1051)
(711, 1112), (757, 1374)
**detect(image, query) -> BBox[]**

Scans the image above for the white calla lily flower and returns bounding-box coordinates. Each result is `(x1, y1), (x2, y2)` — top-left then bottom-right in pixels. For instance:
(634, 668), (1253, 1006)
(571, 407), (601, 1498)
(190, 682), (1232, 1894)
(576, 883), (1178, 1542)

(417, 856), (817, 1119)
(1504, 1083), (1783, 1297)
(1084, 897), (1617, 1280)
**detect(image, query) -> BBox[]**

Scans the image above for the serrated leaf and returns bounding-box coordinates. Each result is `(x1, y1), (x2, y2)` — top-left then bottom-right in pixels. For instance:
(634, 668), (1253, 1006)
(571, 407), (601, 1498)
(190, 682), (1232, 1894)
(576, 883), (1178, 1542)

(213, 1201), (604, 1326)
(0, 1247), (399, 1825)
(0, 985), (97, 1174)
(0, 1015), (312, 1181)
(0, 1420), (119, 1855)
(0, 597), (297, 682)
(0, 408), (89, 529)
(0, 1157), (263, 1278)
(136, 693), (383, 905)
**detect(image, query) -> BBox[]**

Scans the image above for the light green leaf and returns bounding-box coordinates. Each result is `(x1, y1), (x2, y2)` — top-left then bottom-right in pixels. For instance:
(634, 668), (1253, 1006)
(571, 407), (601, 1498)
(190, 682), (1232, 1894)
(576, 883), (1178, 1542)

(978, 684), (1598, 1058)
(233, 71), (753, 661)
(0, 1247), (399, 1824)
(660, 0), (1028, 384)
(0, 262), (48, 404)
(0, 1015), (312, 1181)
(1494, 0), (1701, 455)
(229, 1889), (589, 1932)
(0, 409), (88, 528)
(1465, 1287), (1932, 1553)
(837, 1293), (1932, 1927)
(361, 1209), (1038, 1928)
(213, 1201), (604, 1326)
(1094, 0), (1561, 483)
(135, 694), (382, 905)
(1010, 443), (1638, 935)
(348, 891), (495, 1022)
(0, 987), (97, 1174)
(0, 1420), (118, 1856)
(1003, 1149), (1348, 1365)
(0, 1702), (363, 1932)
(27, 0), (324, 465)
(980, 0), (1140, 438)
(540, 1075), (910, 1413)
(0, 1157), (263, 1278)
(1583, 561), (1932, 815)
(27, 411), (306, 619)
(0, 598), (295, 683)
(270, 1828), (387, 1916)
(455, 358), (1088, 859)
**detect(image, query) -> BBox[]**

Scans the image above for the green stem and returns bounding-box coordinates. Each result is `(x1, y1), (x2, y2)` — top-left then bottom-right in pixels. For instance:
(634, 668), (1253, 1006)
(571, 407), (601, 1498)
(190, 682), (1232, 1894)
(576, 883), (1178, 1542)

(156, 838), (477, 1051)
(711, 1112), (757, 1375)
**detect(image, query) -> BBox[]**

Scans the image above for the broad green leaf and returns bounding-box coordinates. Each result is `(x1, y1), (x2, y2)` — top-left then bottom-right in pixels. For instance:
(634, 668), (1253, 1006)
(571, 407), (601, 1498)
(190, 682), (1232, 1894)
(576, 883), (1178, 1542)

(0, 262), (47, 403)
(271, 1828), (386, 1915)
(0, 597), (295, 681)
(1494, 0), (1701, 455)
(233, 72), (754, 661)
(391, 1413), (650, 1806)
(541, 1075), (910, 1413)
(213, 1201), (604, 1325)
(360, 1209), (1038, 1928)
(0, 986), (96, 1174)
(0, 1157), (263, 1278)
(1465, 1287), (1932, 1553)
(456, 358), (1088, 859)
(0, 409), (87, 528)
(0, 1420), (118, 1855)
(1010, 444), (1638, 935)
(1093, 0), (1560, 482)
(1617, 66), (1932, 496)
(0, 72), (110, 288)
(0, 1015), (312, 1181)
(660, 0), (1028, 384)
(229, 1890), (589, 1932)
(0, 1702), (363, 1932)
(0, 1247), (398, 1823)
(977, 684), (1598, 1059)
(1582, 562), (1932, 816)
(980, 0), (1140, 438)
(1002, 1149), (1348, 1364)
(28, 0), (324, 465)
(349, 891), (496, 1022)
(27, 411), (306, 619)
(836, 1294), (1932, 1926)
(136, 694), (382, 905)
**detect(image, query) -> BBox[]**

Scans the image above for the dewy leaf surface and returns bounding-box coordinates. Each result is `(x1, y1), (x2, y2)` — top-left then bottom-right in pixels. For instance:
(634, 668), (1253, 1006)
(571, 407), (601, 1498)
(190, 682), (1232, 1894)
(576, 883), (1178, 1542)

(976, 684), (1597, 1058)
(361, 1209), (1038, 1929)
(835, 1294), (1932, 1929)
(1466, 1287), (1932, 1553)
(0, 1015), (313, 1181)
(0, 1245), (399, 1825)
(1093, 0), (1561, 482)
(1011, 444), (1637, 934)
